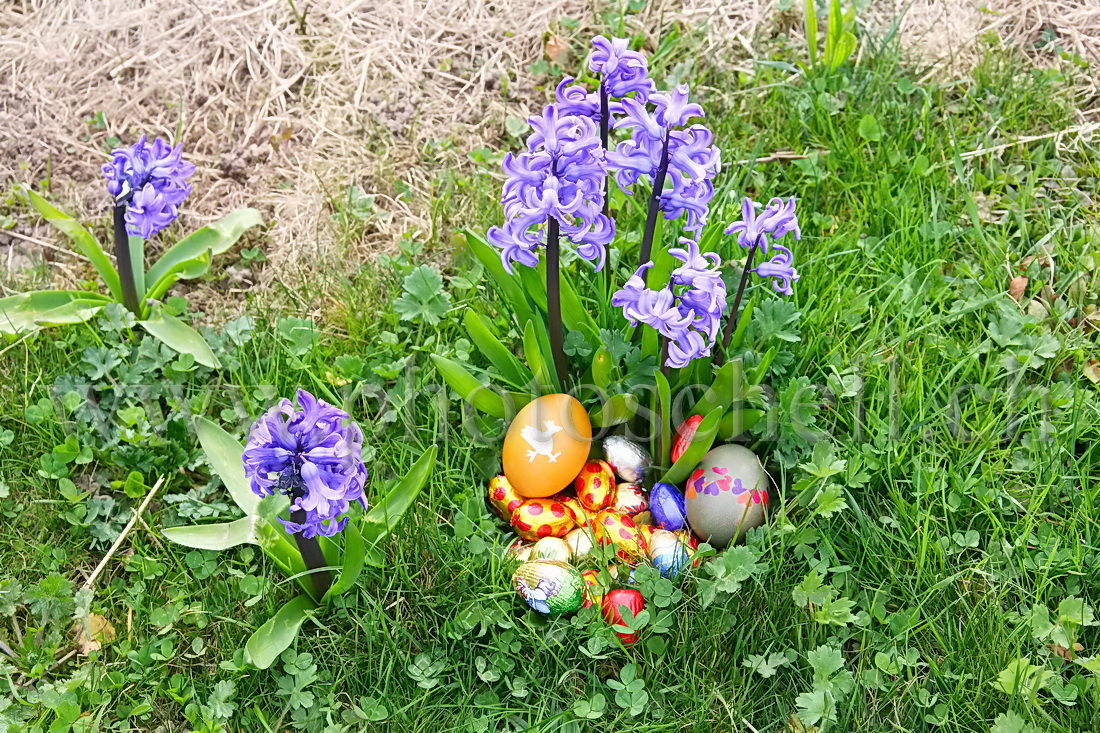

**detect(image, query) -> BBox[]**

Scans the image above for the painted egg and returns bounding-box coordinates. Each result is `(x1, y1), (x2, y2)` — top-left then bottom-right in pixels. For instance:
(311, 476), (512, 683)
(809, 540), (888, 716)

(553, 493), (590, 528)
(574, 460), (616, 512)
(592, 510), (647, 562)
(565, 528), (595, 559)
(510, 498), (575, 540)
(614, 483), (649, 515)
(580, 568), (603, 609)
(684, 444), (769, 548)
(601, 588), (645, 644)
(650, 482), (688, 531)
(636, 522), (655, 549)
(671, 414), (704, 464)
(532, 536), (571, 562)
(506, 538), (533, 563)
(512, 560), (585, 615)
(503, 394), (592, 498)
(648, 529), (690, 578)
(488, 475), (524, 520)
(602, 436), (651, 483)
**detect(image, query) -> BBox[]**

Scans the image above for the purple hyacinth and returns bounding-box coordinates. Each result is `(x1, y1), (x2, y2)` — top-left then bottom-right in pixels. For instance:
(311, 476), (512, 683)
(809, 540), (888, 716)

(487, 105), (613, 272)
(613, 237), (727, 368)
(102, 136), (195, 238)
(725, 196), (801, 295)
(242, 389), (368, 539)
(589, 36), (655, 100)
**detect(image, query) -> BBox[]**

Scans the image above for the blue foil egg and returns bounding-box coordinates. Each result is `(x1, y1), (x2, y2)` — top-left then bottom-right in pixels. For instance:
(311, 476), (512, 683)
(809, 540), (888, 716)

(650, 482), (687, 531)
(648, 529), (690, 578)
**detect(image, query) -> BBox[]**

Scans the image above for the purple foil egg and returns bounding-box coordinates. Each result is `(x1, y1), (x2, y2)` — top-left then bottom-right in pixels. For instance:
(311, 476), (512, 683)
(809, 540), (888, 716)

(650, 482), (687, 531)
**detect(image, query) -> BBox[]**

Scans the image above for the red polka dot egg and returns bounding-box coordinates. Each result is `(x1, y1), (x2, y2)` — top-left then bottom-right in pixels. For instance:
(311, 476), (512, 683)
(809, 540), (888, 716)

(591, 510), (647, 562)
(510, 498), (576, 540)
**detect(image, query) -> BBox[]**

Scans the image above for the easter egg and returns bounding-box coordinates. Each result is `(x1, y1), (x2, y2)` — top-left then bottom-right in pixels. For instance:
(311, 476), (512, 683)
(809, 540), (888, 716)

(601, 588), (645, 644)
(553, 493), (591, 528)
(565, 528), (595, 559)
(506, 538), (532, 563)
(574, 460), (616, 512)
(580, 568), (603, 608)
(684, 444), (769, 548)
(503, 394), (592, 497)
(602, 436), (651, 483)
(614, 483), (649, 515)
(671, 414), (704, 464)
(650, 482), (688, 531)
(512, 560), (585, 615)
(532, 536), (571, 562)
(488, 475), (523, 520)
(510, 498), (575, 540)
(648, 529), (690, 578)
(592, 510), (647, 562)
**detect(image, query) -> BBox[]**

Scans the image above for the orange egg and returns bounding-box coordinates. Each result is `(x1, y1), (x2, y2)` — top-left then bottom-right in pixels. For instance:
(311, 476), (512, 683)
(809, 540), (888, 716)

(503, 394), (592, 498)
(510, 498), (575, 540)
(591, 510), (647, 562)
(488, 475), (523, 520)
(575, 460), (616, 511)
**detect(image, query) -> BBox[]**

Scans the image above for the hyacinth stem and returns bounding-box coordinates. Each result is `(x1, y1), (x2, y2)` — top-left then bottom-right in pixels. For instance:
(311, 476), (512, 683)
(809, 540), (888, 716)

(638, 131), (671, 286)
(715, 240), (760, 367)
(599, 85), (612, 295)
(112, 206), (141, 314)
(546, 218), (569, 386)
(291, 511), (332, 599)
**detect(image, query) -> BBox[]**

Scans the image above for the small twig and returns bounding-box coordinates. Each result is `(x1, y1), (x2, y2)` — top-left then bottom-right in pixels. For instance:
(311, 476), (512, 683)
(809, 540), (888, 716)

(83, 476), (165, 591)
(730, 149), (830, 165)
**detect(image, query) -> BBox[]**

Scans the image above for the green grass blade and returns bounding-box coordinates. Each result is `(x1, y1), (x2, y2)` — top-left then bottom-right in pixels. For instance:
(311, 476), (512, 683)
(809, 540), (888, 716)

(463, 310), (533, 387)
(24, 190), (122, 302)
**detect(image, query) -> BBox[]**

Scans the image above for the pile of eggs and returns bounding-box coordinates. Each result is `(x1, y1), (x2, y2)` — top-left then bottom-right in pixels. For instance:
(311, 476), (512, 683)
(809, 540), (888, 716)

(492, 394), (771, 643)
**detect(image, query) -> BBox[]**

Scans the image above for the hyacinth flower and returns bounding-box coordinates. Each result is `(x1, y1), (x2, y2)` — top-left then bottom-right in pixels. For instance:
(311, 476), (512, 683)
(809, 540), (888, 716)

(102, 136), (195, 313)
(242, 389), (368, 596)
(715, 196), (802, 363)
(608, 86), (721, 285)
(487, 105), (613, 381)
(612, 237), (727, 369)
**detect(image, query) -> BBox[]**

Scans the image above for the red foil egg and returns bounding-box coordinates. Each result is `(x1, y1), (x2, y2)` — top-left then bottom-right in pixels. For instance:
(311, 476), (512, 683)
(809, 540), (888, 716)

(601, 588), (646, 644)
(671, 414), (704, 464)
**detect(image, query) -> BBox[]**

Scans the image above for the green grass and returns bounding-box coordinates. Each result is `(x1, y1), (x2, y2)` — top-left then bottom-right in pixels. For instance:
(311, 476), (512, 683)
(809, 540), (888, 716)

(2, 24), (1100, 733)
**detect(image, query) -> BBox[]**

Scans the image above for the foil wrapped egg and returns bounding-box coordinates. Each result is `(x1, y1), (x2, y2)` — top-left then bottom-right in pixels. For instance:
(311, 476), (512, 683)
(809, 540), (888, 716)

(574, 460), (616, 512)
(684, 444), (769, 548)
(564, 528), (595, 559)
(671, 414), (704, 464)
(647, 529), (690, 578)
(503, 394), (592, 498)
(488, 475), (524, 521)
(650, 482), (688, 531)
(580, 568), (603, 609)
(602, 436), (651, 483)
(531, 536), (571, 562)
(553, 493), (591, 528)
(601, 588), (646, 644)
(592, 510), (647, 562)
(510, 498), (576, 540)
(614, 483), (649, 515)
(506, 538), (533, 563)
(512, 560), (585, 615)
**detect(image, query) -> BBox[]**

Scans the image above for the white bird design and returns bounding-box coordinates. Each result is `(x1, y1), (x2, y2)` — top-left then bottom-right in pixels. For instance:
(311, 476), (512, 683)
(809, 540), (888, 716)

(521, 420), (563, 463)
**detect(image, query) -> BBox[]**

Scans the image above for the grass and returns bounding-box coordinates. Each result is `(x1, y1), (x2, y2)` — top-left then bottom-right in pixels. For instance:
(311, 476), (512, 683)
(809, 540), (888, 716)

(2, 21), (1100, 733)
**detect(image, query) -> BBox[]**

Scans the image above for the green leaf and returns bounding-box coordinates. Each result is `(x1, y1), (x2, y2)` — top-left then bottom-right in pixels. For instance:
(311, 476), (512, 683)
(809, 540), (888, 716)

(138, 306), (220, 368)
(990, 711), (1044, 733)
(654, 370), (671, 468)
(463, 310), (532, 388)
(590, 346), (612, 389)
(558, 269), (599, 345)
(463, 230), (535, 329)
(858, 113), (883, 142)
(717, 408), (765, 441)
(322, 522), (365, 601)
(162, 517), (258, 550)
(24, 190), (122, 301)
(0, 291), (111, 335)
(743, 651), (794, 678)
(194, 417), (257, 515)
(393, 265), (452, 325)
(244, 594), (316, 670)
(660, 407), (722, 485)
(804, 0), (818, 66)
(792, 570), (834, 607)
(431, 355), (508, 419)
(522, 319), (557, 391)
(360, 447), (436, 567)
(145, 208), (263, 294)
(590, 394), (639, 428)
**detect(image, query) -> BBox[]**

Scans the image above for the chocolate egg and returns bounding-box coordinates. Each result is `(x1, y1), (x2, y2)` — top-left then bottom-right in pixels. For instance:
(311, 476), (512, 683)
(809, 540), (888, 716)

(510, 498), (575, 540)
(512, 560), (585, 615)
(648, 529), (690, 578)
(601, 588), (645, 644)
(580, 568), (603, 609)
(592, 510), (647, 562)
(684, 444), (769, 548)
(532, 536), (571, 562)
(503, 394), (592, 498)
(671, 414), (704, 464)
(650, 482), (688, 531)
(506, 538), (533, 563)
(602, 436), (651, 483)
(574, 460), (616, 512)
(614, 483), (649, 515)
(553, 493), (591, 528)
(488, 475), (524, 520)
(565, 528), (595, 559)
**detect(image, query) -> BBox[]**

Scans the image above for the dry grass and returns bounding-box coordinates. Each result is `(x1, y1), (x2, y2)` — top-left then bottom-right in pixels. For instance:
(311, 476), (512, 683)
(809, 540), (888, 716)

(1, 0), (1097, 312)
